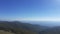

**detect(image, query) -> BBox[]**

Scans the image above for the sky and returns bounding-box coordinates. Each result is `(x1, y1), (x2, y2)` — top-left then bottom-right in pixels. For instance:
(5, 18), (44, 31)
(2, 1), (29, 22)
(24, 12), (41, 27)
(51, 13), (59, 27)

(0, 0), (60, 21)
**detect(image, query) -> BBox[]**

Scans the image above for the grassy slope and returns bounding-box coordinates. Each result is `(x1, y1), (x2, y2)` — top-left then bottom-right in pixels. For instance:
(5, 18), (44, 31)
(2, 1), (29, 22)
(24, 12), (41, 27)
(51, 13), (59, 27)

(0, 30), (15, 34)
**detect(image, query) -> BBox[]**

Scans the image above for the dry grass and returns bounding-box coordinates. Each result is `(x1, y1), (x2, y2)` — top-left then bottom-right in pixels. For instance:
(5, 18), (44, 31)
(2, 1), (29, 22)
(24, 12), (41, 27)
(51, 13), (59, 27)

(0, 30), (15, 34)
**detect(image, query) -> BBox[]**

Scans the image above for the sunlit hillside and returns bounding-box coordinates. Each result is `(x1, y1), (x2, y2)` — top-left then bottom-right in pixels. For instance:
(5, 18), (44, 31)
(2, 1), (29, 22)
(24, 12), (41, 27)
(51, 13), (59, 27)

(0, 30), (14, 34)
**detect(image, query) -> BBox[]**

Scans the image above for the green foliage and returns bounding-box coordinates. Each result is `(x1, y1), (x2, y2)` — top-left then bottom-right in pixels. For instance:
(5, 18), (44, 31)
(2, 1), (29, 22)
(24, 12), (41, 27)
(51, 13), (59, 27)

(0, 21), (38, 34)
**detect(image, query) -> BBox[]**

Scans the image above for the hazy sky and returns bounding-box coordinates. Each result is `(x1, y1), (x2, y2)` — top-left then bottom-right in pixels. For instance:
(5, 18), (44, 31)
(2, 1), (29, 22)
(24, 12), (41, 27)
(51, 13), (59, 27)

(0, 0), (60, 21)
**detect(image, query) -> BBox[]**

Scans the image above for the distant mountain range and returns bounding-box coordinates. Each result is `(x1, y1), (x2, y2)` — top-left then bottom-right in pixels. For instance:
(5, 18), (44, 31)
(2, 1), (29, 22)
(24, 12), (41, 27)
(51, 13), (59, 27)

(0, 21), (49, 34)
(0, 21), (60, 34)
(23, 21), (60, 27)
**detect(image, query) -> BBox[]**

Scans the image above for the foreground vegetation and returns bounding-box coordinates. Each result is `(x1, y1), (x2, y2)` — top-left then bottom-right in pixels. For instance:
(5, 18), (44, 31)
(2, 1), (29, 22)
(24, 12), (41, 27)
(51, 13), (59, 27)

(0, 30), (14, 34)
(0, 21), (38, 34)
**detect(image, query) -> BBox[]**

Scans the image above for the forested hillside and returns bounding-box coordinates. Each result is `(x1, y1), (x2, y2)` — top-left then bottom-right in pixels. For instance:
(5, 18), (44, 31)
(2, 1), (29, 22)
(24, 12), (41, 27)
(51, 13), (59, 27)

(0, 21), (60, 34)
(0, 21), (38, 34)
(0, 21), (48, 34)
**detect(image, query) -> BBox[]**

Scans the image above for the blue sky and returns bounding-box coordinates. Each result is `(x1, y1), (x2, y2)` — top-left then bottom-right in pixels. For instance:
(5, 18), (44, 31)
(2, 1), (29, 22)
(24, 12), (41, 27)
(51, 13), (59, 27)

(0, 0), (60, 21)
